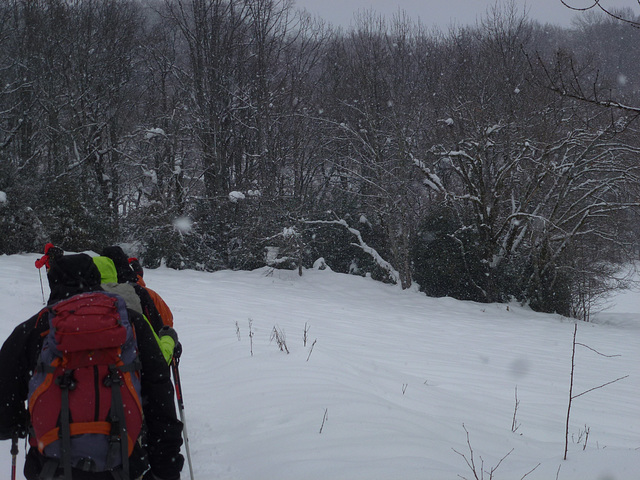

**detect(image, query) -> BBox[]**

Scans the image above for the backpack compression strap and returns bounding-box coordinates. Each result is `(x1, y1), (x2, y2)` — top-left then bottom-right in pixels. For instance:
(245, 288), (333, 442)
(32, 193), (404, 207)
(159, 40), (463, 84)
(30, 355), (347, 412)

(56, 371), (76, 480)
(105, 365), (130, 480)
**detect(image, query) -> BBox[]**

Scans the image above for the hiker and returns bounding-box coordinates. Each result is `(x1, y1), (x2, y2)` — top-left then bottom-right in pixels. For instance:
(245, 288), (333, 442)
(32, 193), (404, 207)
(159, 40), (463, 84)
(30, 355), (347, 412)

(93, 255), (178, 365)
(129, 257), (174, 328)
(102, 246), (142, 284)
(0, 253), (184, 480)
(101, 247), (170, 329)
(101, 247), (167, 324)
(102, 247), (177, 348)
(34, 243), (64, 270)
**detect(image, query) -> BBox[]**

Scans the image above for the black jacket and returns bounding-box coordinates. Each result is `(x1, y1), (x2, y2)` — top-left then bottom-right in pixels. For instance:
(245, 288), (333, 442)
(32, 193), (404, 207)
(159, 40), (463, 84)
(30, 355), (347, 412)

(0, 254), (184, 480)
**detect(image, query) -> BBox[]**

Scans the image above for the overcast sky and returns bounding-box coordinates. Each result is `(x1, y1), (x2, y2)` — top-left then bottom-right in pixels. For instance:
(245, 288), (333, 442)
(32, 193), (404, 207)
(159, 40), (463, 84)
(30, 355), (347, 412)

(293, 0), (640, 30)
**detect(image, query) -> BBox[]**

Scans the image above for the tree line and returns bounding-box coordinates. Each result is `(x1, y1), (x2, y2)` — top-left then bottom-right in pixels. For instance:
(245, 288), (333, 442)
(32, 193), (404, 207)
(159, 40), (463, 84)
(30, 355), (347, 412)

(2, 0), (640, 318)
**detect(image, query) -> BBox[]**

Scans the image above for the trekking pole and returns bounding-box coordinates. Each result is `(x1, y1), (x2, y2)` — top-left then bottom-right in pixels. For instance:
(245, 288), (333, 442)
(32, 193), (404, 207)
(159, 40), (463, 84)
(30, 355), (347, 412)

(38, 268), (45, 304)
(171, 358), (195, 480)
(11, 432), (18, 480)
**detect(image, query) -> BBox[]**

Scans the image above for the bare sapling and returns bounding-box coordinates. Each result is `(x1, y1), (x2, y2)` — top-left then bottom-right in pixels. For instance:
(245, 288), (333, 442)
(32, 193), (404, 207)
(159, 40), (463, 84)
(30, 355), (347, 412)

(564, 323), (628, 460)
(511, 386), (521, 433)
(248, 318), (254, 356)
(271, 325), (289, 354)
(319, 408), (328, 434)
(306, 339), (317, 362)
(572, 425), (590, 451)
(453, 425), (513, 480)
(453, 424), (540, 480)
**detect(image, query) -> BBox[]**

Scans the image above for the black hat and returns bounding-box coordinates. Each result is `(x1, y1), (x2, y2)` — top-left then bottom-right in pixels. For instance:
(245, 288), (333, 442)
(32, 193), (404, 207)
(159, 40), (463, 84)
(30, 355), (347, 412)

(47, 253), (102, 304)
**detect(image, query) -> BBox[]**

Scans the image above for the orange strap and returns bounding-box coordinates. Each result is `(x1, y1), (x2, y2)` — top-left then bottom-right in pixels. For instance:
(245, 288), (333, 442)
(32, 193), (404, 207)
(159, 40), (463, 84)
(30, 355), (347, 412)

(38, 422), (136, 456)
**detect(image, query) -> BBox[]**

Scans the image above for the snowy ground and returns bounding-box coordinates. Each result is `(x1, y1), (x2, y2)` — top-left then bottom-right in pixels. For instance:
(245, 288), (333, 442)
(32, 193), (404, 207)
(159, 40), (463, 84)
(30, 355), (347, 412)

(0, 253), (638, 479)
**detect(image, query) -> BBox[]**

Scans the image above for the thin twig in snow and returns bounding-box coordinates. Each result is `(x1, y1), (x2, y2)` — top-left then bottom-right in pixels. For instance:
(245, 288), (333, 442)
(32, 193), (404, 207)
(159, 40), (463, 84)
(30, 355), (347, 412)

(306, 339), (317, 362)
(319, 408), (328, 434)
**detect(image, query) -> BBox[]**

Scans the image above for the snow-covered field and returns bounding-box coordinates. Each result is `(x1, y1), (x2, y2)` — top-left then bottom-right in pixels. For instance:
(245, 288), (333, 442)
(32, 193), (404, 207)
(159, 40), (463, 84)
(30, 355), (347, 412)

(0, 253), (638, 479)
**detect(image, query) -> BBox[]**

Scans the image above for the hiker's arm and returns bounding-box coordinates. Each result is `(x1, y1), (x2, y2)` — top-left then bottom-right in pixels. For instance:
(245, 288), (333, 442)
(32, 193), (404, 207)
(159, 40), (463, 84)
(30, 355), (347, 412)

(131, 312), (184, 480)
(142, 314), (176, 364)
(0, 316), (39, 439)
(135, 286), (176, 363)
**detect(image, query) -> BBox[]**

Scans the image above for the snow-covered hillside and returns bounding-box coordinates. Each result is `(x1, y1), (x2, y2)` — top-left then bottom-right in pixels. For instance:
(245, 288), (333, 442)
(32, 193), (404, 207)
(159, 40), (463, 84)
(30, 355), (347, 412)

(0, 253), (638, 479)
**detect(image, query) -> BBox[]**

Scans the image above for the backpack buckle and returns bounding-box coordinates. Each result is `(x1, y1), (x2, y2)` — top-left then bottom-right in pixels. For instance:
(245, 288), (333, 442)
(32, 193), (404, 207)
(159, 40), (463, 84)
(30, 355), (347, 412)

(104, 366), (122, 387)
(55, 371), (76, 391)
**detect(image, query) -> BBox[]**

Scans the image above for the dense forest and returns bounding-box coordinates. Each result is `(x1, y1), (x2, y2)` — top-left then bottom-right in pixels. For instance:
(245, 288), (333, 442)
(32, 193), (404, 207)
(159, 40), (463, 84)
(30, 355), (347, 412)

(2, 0), (640, 319)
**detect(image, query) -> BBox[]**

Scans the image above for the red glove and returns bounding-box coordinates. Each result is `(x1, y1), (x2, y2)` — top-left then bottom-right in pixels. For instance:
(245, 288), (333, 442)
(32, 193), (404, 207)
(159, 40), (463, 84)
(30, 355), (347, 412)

(34, 243), (55, 269)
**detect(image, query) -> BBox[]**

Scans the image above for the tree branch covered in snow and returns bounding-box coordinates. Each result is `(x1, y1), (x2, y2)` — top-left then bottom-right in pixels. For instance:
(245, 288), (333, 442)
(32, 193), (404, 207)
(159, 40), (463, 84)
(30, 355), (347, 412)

(305, 216), (400, 285)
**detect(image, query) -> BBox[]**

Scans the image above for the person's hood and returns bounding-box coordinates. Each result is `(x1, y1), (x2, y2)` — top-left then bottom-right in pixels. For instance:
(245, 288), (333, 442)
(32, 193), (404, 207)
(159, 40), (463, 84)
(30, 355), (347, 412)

(47, 253), (101, 304)
(93, 256), (118, 284)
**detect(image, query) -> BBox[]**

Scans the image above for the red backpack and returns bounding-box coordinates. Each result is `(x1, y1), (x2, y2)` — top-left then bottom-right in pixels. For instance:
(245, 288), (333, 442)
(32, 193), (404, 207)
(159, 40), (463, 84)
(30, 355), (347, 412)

(28, 292), (143, 479)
